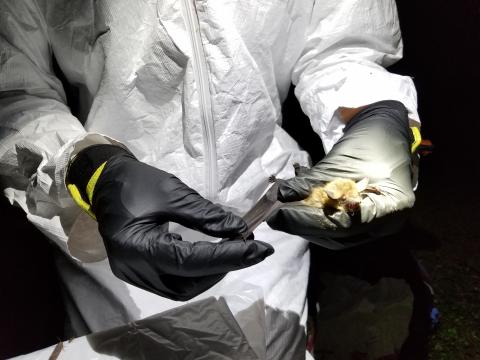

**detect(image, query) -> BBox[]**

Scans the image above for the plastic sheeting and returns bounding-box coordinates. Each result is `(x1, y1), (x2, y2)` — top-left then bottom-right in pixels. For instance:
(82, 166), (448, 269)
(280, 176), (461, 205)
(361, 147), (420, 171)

(10, 297), (264, 360)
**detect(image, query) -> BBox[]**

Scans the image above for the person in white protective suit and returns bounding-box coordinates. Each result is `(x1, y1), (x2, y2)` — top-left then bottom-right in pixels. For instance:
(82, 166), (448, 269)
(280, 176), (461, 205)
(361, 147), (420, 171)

(0, 0), (420, 358)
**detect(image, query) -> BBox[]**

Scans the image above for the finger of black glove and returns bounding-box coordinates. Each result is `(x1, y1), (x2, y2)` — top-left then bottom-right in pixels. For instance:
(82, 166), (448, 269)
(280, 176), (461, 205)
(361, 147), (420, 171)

(293, 163), (311, 177)
(267, 205), (362, 250)
(267, 203), (410, 250)
(275, 178), (312, 202)
(267, 204), (338, 233)
(175, 197), (249, 238)
(146, 231), (274, 277)
(151, 273), (227, 301)
(156, 175), (248, 238)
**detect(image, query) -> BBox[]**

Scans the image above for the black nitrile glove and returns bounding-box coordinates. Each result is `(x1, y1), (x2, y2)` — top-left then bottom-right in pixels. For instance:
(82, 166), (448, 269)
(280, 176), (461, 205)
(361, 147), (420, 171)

(267, 100), (415, 249)
(67, 145), (274, 300)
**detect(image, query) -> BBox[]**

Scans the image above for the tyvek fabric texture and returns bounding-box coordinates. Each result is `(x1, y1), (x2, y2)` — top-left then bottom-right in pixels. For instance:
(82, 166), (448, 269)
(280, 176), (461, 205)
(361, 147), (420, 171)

(0, 0), (418, 358)
(292, 0), (420, 152)
(10, 297), (261, 360)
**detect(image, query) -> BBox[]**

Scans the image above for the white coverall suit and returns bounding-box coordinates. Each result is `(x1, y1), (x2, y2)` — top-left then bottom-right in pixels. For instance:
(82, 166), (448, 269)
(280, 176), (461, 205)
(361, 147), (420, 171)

(0, 0), (419, 358)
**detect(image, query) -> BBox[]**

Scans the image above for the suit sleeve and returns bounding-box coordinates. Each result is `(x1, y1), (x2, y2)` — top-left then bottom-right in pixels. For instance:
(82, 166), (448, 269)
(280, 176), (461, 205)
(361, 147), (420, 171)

(292, 0), (419, 152)
(0, 1), (99, 255)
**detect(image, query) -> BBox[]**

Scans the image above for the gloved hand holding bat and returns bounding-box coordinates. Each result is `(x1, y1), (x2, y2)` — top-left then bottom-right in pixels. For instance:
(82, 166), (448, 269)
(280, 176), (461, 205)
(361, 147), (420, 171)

(267, 100), (416, 249)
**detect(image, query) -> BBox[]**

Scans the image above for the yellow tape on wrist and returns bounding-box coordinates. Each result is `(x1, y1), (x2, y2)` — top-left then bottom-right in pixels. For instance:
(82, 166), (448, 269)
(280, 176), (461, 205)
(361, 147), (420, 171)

(67, 183), (96, 219)
(67, 161), (107, 220)
(86, 161), (107, 204)
(410, 127), (422, 154)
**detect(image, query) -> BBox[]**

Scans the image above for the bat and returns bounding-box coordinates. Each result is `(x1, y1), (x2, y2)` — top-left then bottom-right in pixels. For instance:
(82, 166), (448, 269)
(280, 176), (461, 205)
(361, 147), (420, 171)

(303, 178), (370, 213)
(269, 174), (381, 214)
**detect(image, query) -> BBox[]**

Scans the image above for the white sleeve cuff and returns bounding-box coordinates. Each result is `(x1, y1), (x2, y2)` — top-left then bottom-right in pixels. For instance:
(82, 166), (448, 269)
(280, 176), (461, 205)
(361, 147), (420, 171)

(295, 62), (420, 153)
(5, 132), (127, 263)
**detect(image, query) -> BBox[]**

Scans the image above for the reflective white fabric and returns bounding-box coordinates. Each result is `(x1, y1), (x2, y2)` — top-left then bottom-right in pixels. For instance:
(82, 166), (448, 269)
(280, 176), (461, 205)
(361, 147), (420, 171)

(0, 0), (418, 358)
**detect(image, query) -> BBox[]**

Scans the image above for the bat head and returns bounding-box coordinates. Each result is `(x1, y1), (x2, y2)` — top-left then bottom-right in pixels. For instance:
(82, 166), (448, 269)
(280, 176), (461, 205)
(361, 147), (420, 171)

(324, 178), (369, 213)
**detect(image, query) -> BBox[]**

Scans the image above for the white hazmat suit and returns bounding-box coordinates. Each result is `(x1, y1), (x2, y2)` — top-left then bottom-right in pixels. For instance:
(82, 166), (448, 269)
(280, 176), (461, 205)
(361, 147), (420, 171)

(0, 0), (419, 358)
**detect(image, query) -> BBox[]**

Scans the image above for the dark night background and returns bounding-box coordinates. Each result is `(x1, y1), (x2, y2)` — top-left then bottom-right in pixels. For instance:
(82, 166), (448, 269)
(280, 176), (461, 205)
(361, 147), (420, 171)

(1, 1), (479, 359)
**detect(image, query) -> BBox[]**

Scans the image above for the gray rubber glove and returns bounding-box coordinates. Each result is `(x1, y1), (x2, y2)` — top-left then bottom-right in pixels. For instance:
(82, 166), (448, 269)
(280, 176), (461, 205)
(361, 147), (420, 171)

(267, 100), (415, 249)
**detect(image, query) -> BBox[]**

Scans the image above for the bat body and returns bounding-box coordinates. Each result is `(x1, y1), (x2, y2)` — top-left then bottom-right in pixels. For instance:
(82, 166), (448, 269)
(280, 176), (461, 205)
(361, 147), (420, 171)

(269, 174), (380, 214)
(303, 178), (366, 213)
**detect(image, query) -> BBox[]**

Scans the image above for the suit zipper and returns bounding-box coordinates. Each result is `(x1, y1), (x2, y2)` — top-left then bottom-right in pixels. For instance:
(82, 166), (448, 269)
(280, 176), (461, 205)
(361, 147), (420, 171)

(181, 0), (218, 200)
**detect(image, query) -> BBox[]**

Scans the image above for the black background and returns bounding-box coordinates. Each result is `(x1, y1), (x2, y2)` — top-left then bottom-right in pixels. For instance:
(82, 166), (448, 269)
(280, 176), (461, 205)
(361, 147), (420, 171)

(1, 1), (479, 358)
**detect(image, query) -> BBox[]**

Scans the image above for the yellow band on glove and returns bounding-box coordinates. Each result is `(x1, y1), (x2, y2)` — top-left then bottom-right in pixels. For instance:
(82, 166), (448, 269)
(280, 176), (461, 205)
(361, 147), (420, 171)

(410, 127), (422, 154)
(67, 161), (107, 220)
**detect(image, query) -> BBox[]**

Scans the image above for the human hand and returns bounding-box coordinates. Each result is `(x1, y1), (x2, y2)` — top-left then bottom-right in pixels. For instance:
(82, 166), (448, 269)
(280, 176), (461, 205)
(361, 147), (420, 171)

(267, 100), (415, 249)
(67, 145), (273, 300)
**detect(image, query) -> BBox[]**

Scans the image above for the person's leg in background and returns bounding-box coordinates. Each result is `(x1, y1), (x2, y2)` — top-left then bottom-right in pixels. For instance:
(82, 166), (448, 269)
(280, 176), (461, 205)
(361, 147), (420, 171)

(308, 233), (435, 360)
